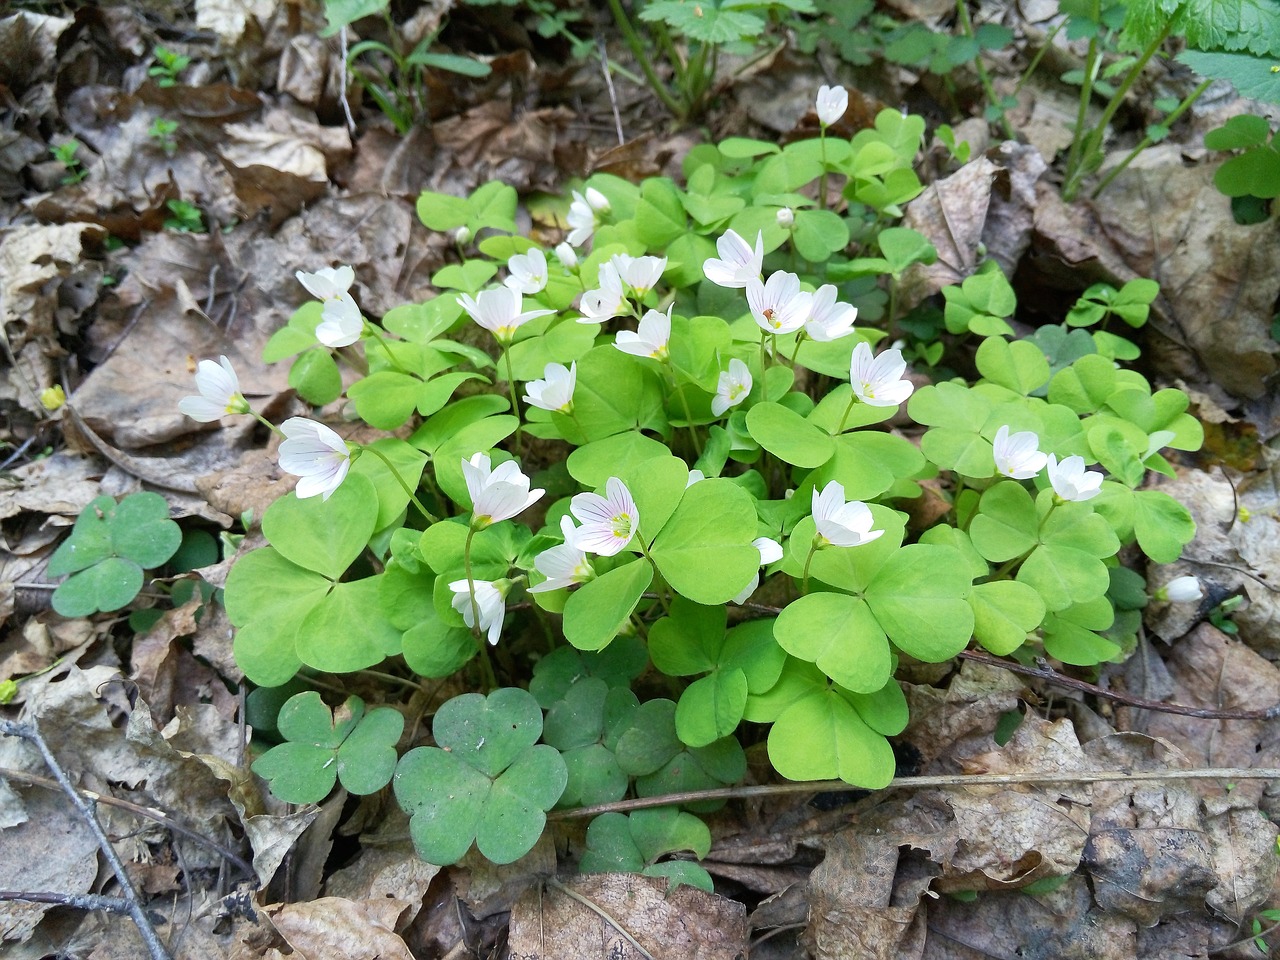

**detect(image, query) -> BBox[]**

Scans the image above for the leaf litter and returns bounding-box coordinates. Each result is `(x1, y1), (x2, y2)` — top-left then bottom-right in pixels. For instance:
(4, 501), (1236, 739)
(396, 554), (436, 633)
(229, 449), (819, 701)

(2, 1), (1279, 958)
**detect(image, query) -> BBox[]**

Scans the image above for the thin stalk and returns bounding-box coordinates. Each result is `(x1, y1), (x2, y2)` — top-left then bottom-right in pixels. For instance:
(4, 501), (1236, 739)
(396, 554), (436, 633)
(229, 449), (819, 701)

(885, 274), (899, 344)
(834, 393), (860, 435)
(1090, 77), (1211, 198)
(801, 540), (819, 596)
(462, 526), (500, 690)
(363, 321), (413, 375)
(671, 379), (703, 457)
(635, 542), (670, 615)
(818, 127), (829, 212)
(603, 0), (683, 118)
(955, 0), (1017, 140)
(361, 444), (437, 523)
(502, 345), (523, 453)
(790, 332), (807, 367)
(1016, 20), (1065, 92)
(1063, 0), (1103, 192)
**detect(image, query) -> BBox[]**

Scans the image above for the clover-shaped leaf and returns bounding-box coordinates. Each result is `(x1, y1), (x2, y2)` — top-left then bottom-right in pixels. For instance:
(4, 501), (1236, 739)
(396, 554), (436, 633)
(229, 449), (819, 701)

(394, 688), (567, 865)
(48, 493), (182, 617)
(542, 678), (638, 807)
(580, 808), (714, 892)
(252, 693), (404, 804)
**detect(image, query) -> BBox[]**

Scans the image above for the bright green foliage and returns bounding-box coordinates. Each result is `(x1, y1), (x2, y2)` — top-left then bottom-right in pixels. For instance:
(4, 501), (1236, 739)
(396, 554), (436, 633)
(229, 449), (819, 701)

(163, 199), (205, 233)
(580, 808), (714, 892)
(149, 45), (189, 87)
(395, 688), (567, 864)
(48, 493), (182, 617)
(942, 261), (1017, 336)
(1203, 115), (1280, 199)
(1180, 50), (1280, 104)
(251, 693), (403, 803)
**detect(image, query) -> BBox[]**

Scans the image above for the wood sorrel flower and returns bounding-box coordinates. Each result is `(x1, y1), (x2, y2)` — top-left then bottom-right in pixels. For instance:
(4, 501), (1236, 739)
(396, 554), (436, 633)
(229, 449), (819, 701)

(461, 452), (543, 529)
(524, 361), (576, 413)
(703, 229), (764, 288)
(731, 537), (785, 604)
(812, 481), (883, 548)
(712, 358), (753, 416)
(458, 286), (554, 345)
(554, 242), (578, 270)
(992, 425), (1048, 479)
(317, 293), (363, 348)
(849, 341), (913, 407)
(1045, 453), (1103, 501)
(578, 261), (625, 322)
(528, 517), (595, 594)
(570, 477), (639, 556)
(805, 285), (857, 341)
(505, 247), (548, 295)
(1159, 575), (1204, 603)
(448, 578), (507, 644)
(567, 187), (609, 247)
(278, 417), (351, 500)
(747, 271), (813, 335)
(296, 265), (354, 301)
(615, 306), (671, 360)
(816, 84), (848, 127)
(179, 355), (250, 421)
(614, 254), (667, 298)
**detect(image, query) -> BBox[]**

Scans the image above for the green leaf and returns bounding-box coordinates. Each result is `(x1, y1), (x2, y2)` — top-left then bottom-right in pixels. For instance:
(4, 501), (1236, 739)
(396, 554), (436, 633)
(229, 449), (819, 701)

(650, 479), (760, 604)
(1042, 597), (1120, 665)
(348, 371), (427, 429)
(1132, 489), (1196, 562)
(322, 0), (388, 34)
(648, 598), (726, 676)
(969, 580), (1046, 655)
(297, 577), (402, 673)
(877, 226), (937, 274)
(675, 669), (748, 747)
(976, 336), (1051, 396)
(774, 592), (892, 693)
(570, 346), (667, 441)
(616, 454), (689, 543)
(792, 209), (850, 261)
(264, 302), (324, 361)
(635, 177), (687, 248)
(865, 545), (974, 662)
(262, 473), (378, 580)
(563, 560), (654, 651)
(639, 1), (763, 43)
(768, 687), (897, 787)
(567, 432), (672, 489)
(969, 481), (1039, 562)
(47, 495), (117, 576)
(1017, 542), (1110, 613)
(1182, 50), (1280, 104)
(289, 349), (342, 405)
(52, 557), (143, 617)
(746, 402), (836, 467)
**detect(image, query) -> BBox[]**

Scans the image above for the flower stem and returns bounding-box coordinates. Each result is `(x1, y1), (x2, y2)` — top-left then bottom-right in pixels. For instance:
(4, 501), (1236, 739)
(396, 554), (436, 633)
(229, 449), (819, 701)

(363, 321), (413, 375)
(818, 128), (829, 212)
(790, 332), (807, 368)
(603, 0), (684, 118)
(502, 345), (523, 454)
(801, 540), (819, 596)
(251, 411), (284, 437)
(361, 444), (437, 523)
(636, 541), (670, 615)
(834, 393), (860, 435)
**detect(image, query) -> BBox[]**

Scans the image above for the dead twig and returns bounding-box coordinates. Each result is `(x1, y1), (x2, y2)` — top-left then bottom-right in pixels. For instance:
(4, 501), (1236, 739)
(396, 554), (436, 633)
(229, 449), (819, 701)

(0, 719), (172, 960)
(0, 890), (144, 914)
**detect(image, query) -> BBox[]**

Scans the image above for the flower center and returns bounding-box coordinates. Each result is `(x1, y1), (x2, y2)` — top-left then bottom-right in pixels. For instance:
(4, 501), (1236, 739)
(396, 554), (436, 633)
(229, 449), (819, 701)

(611, 513), (632, 540)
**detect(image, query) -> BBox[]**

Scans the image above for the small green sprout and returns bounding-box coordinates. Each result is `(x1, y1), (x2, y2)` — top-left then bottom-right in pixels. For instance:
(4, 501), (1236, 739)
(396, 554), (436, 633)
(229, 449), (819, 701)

(51, 140), (87, 185)
(149, 45), (190, 87)
(148, 117), (179, 157)
(164, 199), (206, 233)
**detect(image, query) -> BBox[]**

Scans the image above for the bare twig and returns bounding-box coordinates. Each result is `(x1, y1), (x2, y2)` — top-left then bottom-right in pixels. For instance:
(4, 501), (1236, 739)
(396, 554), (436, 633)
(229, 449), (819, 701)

(0, 890), (141, 914)
(0, 719), (172, 960)
(596, 35), (625, 146)
(958, 649), (1280, 720)
(0, 766), (254, 881)
(339, 27), (357, 136)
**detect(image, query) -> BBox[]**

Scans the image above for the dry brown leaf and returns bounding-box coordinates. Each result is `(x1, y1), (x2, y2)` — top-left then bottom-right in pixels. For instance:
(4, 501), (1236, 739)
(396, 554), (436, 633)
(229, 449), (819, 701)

(903, 658), (1024, 771)
(0, 11), (72, 89)
(196, 0), (275, 45)
(508, 874), (748, 959)
(324, 840), (440, 931)
(266, 897), (415, 960)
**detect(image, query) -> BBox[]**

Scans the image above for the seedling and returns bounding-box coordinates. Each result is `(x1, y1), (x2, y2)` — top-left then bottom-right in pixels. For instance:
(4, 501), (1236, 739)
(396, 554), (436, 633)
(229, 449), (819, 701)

(148, 117), (179, 157)
(149, 45), (189, 87)
(52, 140), (87, 185)
(164, 199), (206, 233)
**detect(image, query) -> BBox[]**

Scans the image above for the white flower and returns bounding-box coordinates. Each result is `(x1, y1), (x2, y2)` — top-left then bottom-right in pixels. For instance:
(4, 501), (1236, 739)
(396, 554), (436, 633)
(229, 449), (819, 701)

(747, 271), (813, 335)
(179, 355), (250, 421)
(1161, 575), (1204, 603)
(528, 516), (595, 594)
(816, 84), (848, 127)
(296, 265), (354, 301)
(703, 229), (764, 288)
(1046, 454), (1103, 502)
(849, 341), (913, 407)
(776, 207), (795, 228)
(731, 536), (785, 605)
(449, 578), (507, 645)
(686, 469), (706, 487)
(615, 305), (672, 360)
(577, 260), (625, 323)
(461, 452), (543, 529)
(805, 285), (857, 341)
(524, 361), (576, 414)
(567, 187), (610, 247)
(458, 286), (555, 345)
(554, 242), (578, 270)
(505, 248), (548, 295)
(278, 417), (351, 501)
(992, 425), (1048, 480)
(712, 358), (753, 416)
(453, 225), (472, 246)
(570, 477), (639, 556)
(812, 481), (884, 548)
(614, 254), (667, 298)
(316, 292), (364, 348)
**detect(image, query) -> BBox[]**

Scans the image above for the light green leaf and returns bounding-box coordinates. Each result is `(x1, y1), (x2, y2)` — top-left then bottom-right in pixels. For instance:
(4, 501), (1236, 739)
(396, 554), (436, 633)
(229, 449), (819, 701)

(563, 560), (654, 651)
(773, 592), (892, 693)
(261, 473), (378, 580)
(969, 580), (1046, 655)
(746, 402), (836, 467)
(650, 479), (760, 604)
(768, 688), (896, 787)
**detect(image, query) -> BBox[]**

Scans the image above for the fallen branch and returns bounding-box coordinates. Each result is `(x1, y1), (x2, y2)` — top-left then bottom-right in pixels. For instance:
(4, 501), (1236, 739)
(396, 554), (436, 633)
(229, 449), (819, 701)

(0, 890), (139, 914)
(0, 719), (172, 960)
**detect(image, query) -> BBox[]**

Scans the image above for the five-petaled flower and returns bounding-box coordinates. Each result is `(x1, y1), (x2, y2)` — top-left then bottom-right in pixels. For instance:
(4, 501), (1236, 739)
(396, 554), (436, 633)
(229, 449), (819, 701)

(816, 84), (848, 127)
(805, 285), (857, 341)
(458, 286), (555, 345)
(180, 355), (251, 422)
(296, 265), (354, 301)
(448, 578), (508, 645)
(712, 358), (753, 416)
(461, 452), (543, 530)
(849, 341), (913, 407)
(505, 247), (548, 295)
(278, 417), (352, 501)
(992, 425), (1048, 480)
(317, 293), (363, 348)
(567, 187), (610, 247)
(615, 306), (672, 360)
(614, 254), (667, 298)
(570, 477), (639, 556)
(703, 229), (764, 288)
(1045, 453), (1103, 502)
(747, 271), (813, 335)
(524, 361), (576, 413)
(528, 517), (595, 593)
(578, 260), (625, 323)
(811, 480), (884, 548)
(732, 537), (785, 604)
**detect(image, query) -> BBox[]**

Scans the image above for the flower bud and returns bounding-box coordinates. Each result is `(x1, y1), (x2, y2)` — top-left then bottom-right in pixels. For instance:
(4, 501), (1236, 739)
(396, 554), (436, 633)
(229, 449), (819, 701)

(40, 384), (66, 411)
(1162, 575), (1204, 603)
(453, 225), (472, 246)
(554, 242), (578, 269)
(776, 207), (795, 228)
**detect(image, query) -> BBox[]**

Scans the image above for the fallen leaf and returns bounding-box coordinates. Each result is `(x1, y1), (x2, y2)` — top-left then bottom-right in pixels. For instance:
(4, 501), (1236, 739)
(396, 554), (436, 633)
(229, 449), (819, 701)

(266, 896), (416, 960)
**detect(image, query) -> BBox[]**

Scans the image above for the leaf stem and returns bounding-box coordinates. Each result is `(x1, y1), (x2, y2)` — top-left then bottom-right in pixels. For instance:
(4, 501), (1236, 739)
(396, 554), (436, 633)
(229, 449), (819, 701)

(603, 0), (683, 118)
(801, 540), (819, 596)
(360, 444), (437, 523)
(1090, 78), (1212, 199)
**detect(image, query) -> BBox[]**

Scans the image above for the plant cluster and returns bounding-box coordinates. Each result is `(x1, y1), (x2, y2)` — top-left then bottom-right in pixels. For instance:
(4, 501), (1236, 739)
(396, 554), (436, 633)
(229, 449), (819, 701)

(149, 45), (190, 87)
(51, 140), (87, 185)
(157, 88), (1203, 884)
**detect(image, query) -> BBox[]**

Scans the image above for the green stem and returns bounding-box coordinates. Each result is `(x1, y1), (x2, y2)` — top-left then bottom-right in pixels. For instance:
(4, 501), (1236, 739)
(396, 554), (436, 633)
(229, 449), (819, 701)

(603, 0), (684, 118)
(886, 274), (899, 344)
(1090, 78), (1211, 199)
(955, 0), (1017, 141)
(502, 345), (523, 453)
(1016, 20), (1065, 92)
(818, 128), (829, 212)
(834, 393), (860, 435)
(1063, 0), (1102, 190)
(670, 375), (703, 457)
(363, 321), (412, 375)
(758, 329), (769, 384)
(462, 527), (498, 692)
(251, 411), (284, 437)
(801, 540), (819, 596)
(361, 444), (437, 523)
(790, 332), (806, 367)
(636, 542), (670, 615)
